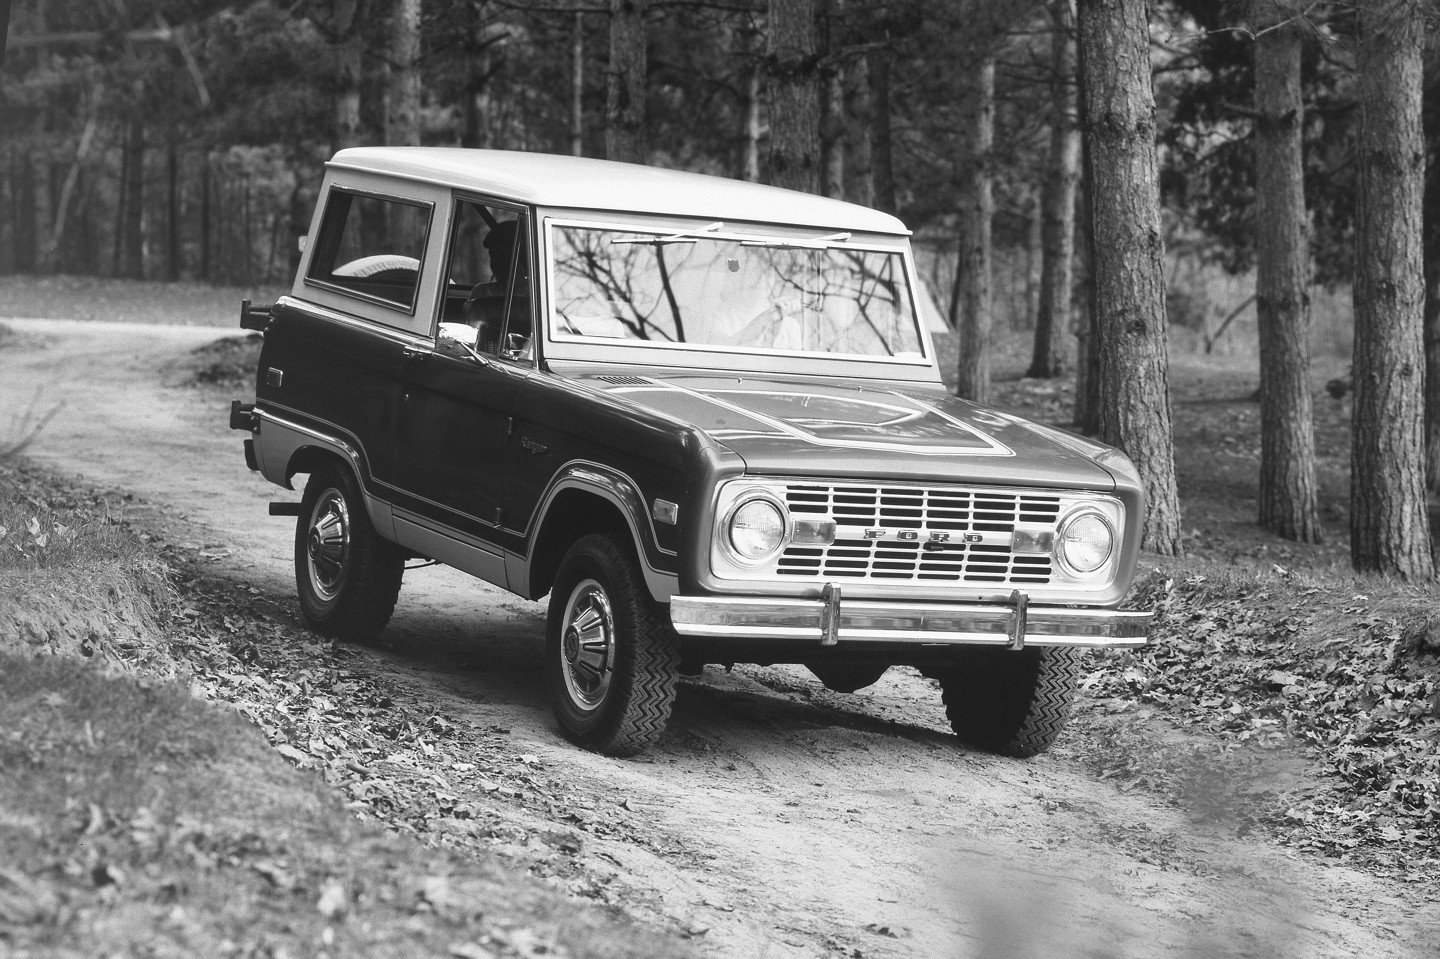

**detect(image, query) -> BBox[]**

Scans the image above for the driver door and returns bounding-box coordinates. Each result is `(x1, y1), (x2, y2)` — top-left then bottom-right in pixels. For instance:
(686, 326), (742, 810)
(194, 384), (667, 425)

(392, 199), (536, 586)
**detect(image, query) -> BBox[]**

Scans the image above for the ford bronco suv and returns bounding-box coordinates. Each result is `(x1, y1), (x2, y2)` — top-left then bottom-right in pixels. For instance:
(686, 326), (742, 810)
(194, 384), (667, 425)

(231, 147), (1150, 759)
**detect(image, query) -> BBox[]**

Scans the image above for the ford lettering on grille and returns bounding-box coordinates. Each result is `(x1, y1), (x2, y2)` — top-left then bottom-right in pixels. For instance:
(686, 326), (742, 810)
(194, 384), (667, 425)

(779, 483), (1062, 585)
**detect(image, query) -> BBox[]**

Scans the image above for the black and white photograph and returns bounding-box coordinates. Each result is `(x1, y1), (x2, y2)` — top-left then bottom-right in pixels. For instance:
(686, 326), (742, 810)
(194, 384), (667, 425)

(1, 1), (1438, 956)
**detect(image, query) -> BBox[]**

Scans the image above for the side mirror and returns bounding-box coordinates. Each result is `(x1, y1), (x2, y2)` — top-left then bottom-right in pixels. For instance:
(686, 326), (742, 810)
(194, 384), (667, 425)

(438, 321), (479, 348)
(297, 234), (308, 254)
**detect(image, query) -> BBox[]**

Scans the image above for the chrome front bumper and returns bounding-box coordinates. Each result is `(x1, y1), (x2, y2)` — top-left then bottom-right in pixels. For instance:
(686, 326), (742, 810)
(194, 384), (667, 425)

(669, 588), (1150, 649)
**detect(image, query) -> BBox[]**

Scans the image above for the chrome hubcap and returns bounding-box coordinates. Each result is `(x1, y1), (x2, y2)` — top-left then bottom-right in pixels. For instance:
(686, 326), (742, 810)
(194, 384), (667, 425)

(306, 489), (350, 602)
(560, 579), (614, 712)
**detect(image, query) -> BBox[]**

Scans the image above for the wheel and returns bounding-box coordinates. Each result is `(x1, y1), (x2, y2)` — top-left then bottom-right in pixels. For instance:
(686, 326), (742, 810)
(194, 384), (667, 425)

(546, 534), (679, 756)
(806, 662), (889, 693)
(928, 646), (1084, 758)
(295, 465), (404, 643)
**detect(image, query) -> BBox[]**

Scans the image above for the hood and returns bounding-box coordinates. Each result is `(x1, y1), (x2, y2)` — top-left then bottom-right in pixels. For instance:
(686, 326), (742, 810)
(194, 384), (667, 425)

(570, 369), (1122, 490)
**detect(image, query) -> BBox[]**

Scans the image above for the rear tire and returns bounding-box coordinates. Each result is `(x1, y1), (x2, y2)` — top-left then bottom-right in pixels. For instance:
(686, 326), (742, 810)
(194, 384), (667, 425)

(546, 534), (679, 756)
(929, 647), (1083, 758)
(295, 465), (404, 644)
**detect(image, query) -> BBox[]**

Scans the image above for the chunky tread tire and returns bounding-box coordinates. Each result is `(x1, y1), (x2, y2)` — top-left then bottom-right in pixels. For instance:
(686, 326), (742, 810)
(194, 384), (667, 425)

(931, 647), (1083, 758)
(546, 534), (679, 757)
(294, 466), (404, 644)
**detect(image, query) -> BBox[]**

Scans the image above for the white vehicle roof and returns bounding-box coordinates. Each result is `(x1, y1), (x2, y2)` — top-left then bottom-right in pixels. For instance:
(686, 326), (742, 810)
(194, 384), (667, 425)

(327, 147), (910, 236)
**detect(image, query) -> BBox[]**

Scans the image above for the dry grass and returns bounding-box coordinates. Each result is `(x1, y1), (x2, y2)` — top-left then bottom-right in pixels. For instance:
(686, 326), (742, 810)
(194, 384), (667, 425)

(0, 465), (176, 665)
(0, 464), (690, 958)
(0, 653), (683, 959)
(0, 389), (64, 463)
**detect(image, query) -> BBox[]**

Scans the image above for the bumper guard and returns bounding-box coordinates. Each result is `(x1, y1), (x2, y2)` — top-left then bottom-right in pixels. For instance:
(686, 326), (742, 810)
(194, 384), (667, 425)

(669, 589), (1150, 649)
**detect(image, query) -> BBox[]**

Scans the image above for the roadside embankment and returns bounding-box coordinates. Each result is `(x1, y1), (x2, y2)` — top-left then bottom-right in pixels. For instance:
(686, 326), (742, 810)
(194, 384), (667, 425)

(0, 463), (690, 959)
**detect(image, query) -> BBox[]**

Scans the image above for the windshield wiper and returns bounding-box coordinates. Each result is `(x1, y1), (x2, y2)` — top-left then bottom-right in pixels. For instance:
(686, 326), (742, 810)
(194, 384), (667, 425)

(611, 222), (725, 246)
(739, 231), (852, 250)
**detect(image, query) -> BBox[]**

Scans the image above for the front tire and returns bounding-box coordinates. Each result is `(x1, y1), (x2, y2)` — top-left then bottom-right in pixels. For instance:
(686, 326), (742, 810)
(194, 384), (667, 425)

(546, 534), (679, 756)
(295, 465), (404, 643)
(929, 646), (1084, 758)
(806, 662), (889, 693)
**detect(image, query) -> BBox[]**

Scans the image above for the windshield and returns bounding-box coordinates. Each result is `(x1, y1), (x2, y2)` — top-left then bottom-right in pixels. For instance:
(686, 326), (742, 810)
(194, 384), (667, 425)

(548, 224), (924, 359)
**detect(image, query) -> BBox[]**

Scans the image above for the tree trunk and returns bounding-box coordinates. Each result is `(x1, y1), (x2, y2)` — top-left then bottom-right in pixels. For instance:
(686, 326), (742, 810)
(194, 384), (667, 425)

(947, 229), (963, 327)
(1029, 0), (1079, 378)
(1422, 69), (1440, 491)
(72, 169), (99, 274)
(117, 119), (146, 280)
(199, 152), (212, 282)
(765, 0), (821, 193)
(461, 5), (504, 150)
(606, 0), (648, 163)
(1253, 7), (1320, 543)
(0, 2), (12, 72)
(333, 0), (363, 150)
(1351, 0), (1433, 578)
(850, 52), (872, 207)
(743, 64), (762, 181)
(821, 60), (846, 199)
(12, 153), (37, 273)
(955, 56), (994, 403)
(242, 173), (254, 284)
(1022, 189), (1042, 330)
(819, 0), (845, 200)
(1073, 263), (1100, 431)
(868, 45), (894, 212)
(288, 170), (311, 275)
(165, 140), (181, 281)
(384, 0), (421, 147)
(571, 10), (585, 156)
(44, 88), (100, 272)
(1077, 0), (1182, 555)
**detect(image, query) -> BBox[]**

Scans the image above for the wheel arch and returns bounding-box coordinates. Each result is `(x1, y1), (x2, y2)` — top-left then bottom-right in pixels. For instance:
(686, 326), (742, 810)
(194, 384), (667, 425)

(286, 445), (352, 489)
(523, 474), (678, 604)
(284, 444), (396, 543)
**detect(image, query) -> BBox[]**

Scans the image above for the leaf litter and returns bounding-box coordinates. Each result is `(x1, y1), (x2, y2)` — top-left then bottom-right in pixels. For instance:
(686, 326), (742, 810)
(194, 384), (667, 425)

(1079, 568), (1440, 885)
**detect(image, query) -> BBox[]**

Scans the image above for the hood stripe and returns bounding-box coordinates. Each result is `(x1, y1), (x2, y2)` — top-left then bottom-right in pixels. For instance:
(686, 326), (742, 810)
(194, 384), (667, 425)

(604, 378), (1014, 457)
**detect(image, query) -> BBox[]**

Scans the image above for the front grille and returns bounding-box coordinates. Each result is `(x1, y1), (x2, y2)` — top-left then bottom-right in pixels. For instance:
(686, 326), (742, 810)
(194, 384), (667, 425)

(778, 483), (1060, 585)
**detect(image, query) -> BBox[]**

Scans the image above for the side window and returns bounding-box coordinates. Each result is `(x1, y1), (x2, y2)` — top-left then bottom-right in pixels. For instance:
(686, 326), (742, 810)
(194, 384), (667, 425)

(438, 200), (533, 361)
(306, 189), (432, 312)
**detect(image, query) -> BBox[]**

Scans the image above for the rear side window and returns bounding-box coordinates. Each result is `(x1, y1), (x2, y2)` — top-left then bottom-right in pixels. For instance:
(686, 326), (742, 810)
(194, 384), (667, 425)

(306, 189), (432, 312)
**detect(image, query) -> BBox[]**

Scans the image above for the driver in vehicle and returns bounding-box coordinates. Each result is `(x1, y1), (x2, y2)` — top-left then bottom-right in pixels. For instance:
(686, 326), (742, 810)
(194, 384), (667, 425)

(470, 220), (526, 352)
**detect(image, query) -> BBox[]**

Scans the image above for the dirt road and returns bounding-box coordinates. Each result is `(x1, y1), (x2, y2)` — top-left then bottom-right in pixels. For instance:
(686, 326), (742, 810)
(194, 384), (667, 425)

(3, 318), (1436, 958)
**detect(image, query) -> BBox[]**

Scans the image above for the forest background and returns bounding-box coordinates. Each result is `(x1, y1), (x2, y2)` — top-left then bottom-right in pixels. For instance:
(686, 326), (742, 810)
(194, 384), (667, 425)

(1, 0), (1439, 579)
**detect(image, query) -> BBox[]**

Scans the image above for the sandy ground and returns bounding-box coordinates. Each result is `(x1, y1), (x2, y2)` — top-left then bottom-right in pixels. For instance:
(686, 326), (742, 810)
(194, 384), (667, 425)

(2, 317), (1437, 959)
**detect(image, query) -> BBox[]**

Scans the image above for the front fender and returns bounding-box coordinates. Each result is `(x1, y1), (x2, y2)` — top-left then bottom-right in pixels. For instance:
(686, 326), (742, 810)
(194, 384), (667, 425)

(512, 460), (680, 602)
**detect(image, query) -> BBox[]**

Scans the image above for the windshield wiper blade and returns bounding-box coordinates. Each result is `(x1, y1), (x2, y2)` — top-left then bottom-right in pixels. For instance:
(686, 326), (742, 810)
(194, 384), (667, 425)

(611, 221), (725, 245)
(738, 231), (852, 250)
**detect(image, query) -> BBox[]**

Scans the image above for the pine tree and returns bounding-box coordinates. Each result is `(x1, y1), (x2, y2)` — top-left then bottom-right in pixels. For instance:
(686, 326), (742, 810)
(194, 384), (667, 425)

(1351, 0), (1434, 578)
(1077, 0), (1183, 555)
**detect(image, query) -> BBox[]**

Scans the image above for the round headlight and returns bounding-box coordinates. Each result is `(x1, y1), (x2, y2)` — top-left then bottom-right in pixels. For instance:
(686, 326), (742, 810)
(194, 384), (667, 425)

(1057, 510), (1114, 574)
(728, 498), (786, 562)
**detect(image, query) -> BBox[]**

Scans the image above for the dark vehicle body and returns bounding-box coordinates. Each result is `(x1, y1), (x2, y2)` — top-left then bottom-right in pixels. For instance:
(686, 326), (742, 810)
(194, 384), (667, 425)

(234, 148), (1150, 758)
